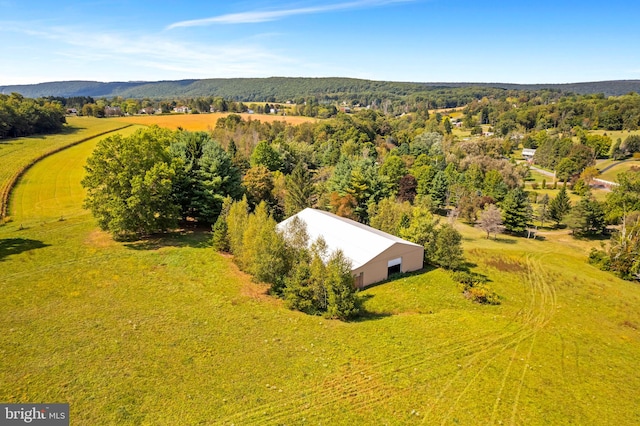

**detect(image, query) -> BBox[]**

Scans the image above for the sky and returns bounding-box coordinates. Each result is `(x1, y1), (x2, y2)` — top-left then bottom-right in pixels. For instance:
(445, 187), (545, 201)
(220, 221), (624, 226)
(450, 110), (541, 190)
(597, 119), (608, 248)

(1, 0), (639, 86)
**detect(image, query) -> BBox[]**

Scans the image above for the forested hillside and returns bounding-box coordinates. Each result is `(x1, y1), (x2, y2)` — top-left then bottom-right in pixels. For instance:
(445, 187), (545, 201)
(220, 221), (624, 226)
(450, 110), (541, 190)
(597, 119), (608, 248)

(3, 77), (640, 101)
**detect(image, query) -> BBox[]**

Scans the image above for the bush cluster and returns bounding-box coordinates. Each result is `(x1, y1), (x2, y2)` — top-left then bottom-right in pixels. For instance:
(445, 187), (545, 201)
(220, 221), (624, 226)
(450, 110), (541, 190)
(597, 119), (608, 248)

(452, 271), (501, 305)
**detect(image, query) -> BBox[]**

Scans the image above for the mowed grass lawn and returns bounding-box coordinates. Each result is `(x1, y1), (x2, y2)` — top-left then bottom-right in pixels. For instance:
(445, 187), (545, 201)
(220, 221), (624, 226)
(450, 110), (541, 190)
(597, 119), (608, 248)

(116, 112), (317, 131)
(0, 117), (131, 218)
(597, 159), (640, 182)
(1, 127), (640, 424)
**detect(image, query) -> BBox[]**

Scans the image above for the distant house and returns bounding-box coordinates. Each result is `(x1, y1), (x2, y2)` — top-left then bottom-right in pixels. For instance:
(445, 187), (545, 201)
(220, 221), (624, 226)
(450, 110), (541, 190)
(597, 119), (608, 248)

(522, 148), (536, 162)
(104, 106), (123, 117)
(173, 106), (189, 113)
(66, 108), (78, 115)
(138, 106), (155, 115)
(277, 208), (424, 288)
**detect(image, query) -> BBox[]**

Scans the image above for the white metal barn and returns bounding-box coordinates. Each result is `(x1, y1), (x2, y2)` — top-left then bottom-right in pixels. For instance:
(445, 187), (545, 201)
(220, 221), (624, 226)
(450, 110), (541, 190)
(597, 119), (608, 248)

(277, 208), (424, 288)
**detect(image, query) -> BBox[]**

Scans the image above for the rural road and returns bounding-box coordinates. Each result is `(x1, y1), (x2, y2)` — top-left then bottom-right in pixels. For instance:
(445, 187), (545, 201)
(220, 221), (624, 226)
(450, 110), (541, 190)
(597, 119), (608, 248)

(528, 165), (556, 178)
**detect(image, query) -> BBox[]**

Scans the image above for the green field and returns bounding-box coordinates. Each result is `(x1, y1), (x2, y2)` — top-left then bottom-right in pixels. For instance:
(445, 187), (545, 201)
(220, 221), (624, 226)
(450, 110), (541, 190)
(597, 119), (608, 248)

(0, 116), (131, 220)
(1, 124), (640, 424)
(597, 159), (640, 182)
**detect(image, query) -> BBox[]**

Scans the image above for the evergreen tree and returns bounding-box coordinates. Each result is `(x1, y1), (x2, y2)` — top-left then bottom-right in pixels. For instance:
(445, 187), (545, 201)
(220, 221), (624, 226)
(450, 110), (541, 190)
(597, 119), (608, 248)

(325, 250), (361, 320)
(429, 171), (449, 209)
(501, 187), (533, 234)
(548, 185), (571, 226)
(566, 195), (606, 236)
(284, 162), (314, 216)
(211, 197), (233, 252)
(537, 194), (551, 227)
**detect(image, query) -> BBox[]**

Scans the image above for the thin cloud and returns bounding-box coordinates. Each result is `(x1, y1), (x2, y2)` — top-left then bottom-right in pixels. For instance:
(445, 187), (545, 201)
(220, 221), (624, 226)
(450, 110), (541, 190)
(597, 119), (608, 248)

(167, 0), (413, 29)
(0, 22), (298, 81)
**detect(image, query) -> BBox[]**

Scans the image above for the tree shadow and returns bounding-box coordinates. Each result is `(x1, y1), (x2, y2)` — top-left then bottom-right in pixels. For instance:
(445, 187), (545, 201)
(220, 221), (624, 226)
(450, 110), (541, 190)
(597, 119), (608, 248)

(0, 123), (84, 144)
(492, 237), (518, 244)
(0, 238), (50, 261)
(351, 309), (392, 322)
(124, 228), (212, 251)
(349, 267), (441, 322)
(360, 265), (438, 292)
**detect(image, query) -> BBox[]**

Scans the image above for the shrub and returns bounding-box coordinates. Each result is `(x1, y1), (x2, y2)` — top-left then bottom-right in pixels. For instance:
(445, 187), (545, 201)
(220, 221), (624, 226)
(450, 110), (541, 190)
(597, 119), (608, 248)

(588, 248), (610, 271)
(451, 271), (500, 305)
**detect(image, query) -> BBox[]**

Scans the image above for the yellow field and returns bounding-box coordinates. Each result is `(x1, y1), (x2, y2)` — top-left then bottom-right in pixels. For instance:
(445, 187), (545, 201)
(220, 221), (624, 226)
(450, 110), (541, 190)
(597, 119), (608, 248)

(115, 113), (317, 131)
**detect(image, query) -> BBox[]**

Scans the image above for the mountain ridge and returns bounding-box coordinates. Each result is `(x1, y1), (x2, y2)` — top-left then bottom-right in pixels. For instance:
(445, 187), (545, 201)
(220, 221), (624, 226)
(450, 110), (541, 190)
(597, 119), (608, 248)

(2, 77), (639, 99)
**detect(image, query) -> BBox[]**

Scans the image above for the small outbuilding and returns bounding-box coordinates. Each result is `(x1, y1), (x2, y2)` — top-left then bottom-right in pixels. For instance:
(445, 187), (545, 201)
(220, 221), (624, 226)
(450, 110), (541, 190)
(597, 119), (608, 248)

(277, 208), (424, 288)
(522, 148), (536, 162)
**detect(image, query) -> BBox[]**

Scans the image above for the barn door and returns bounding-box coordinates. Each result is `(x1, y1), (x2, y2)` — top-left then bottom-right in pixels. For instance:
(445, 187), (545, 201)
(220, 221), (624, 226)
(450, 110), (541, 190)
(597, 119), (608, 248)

(387, 258), (402, 277)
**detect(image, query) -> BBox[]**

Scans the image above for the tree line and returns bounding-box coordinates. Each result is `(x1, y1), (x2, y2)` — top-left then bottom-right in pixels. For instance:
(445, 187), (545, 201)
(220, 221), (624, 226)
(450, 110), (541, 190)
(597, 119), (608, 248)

(0, 93), (66, 139)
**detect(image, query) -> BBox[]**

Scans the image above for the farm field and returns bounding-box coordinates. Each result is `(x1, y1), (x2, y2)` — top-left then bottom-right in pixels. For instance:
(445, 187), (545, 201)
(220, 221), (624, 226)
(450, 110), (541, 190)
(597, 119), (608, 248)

(116, 112), (317, 131)
(0, 116), (131, 220)
(1, 124), (640, 424)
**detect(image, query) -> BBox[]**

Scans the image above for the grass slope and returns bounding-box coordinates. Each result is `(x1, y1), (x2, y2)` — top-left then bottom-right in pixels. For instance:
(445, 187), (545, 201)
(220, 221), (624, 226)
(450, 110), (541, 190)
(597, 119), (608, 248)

(598, 159), (640, 182)
(1, 125), (639, 424)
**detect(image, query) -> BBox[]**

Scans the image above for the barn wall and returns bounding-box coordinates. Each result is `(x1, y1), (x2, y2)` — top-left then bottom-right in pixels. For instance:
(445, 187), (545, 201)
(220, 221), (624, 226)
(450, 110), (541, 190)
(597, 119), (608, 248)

(352, 243), (424, 288)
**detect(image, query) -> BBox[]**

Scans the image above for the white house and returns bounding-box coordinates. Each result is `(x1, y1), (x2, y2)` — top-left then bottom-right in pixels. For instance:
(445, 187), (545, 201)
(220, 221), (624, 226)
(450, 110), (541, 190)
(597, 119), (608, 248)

(277, 208), (424, 288)
(522, 148), (536, 162)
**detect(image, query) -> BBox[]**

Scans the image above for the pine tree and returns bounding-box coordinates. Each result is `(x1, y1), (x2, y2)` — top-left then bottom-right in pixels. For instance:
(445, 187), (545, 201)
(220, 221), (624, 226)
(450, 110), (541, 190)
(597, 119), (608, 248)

(325, 250), (361, 320)
(429, 171), (449, 209)
(536, 194), (551, 228)
(501, 187), (533, 234)
(285, 162), (314, 217)
(211, 215), (229, 252)
(566, 195), (606, 236)
(548, 185), (571, 226)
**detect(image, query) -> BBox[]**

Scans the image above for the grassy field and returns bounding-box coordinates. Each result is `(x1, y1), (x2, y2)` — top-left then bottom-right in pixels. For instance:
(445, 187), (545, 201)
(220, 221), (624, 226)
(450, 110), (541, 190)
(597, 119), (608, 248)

(116, 112), (317, 131)
(597, 159), (640, 182)
(587, 129), (640, 141)
(0, 116), (131, 220)
(1, 123), (640, 424)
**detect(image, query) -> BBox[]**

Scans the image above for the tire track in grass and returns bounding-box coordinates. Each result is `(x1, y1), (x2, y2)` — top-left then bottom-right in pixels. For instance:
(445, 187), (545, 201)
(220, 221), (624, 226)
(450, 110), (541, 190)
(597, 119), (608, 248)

(221, 252), (559, 425)
(223, 287), (538, 424)
(422, 255), (538, 423)
(507, 254), (556, 424)
(422, 253), (557, 425)
(220, 323), (528, 425)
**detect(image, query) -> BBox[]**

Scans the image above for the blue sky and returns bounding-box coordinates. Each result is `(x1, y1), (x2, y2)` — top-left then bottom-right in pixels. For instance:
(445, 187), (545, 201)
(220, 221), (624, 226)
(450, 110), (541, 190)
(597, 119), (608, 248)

(1, 0), (638, 85)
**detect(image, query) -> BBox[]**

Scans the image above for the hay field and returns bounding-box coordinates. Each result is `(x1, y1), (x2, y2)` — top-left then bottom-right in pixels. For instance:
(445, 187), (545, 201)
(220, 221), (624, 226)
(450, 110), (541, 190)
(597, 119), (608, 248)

(116, 113), (316, 131)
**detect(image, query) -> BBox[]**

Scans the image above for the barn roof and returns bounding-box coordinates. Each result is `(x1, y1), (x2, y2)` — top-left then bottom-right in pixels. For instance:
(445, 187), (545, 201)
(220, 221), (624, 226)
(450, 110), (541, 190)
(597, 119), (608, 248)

(277, 208), (422, 270)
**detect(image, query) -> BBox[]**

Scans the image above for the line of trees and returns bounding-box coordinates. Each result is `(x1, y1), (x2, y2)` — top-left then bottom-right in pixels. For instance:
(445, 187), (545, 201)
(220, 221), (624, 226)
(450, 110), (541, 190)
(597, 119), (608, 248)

(0, 93), (66, 139)
(212, 200), (361, 320)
